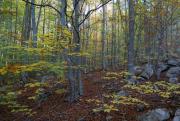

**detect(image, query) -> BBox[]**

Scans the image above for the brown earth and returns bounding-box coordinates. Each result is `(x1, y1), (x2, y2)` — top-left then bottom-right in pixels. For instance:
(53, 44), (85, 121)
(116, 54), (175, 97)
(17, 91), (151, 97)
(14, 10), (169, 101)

(0, 71), (179, 121)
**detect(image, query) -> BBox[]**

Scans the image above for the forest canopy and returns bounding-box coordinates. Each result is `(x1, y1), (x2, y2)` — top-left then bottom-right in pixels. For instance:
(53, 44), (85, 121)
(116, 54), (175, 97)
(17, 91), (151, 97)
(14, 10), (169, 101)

(0, 0), (180, 121)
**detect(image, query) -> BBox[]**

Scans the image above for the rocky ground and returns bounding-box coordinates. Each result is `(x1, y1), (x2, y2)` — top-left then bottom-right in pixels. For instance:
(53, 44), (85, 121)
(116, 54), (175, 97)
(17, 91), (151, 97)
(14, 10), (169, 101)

(0, 58), (180, 121)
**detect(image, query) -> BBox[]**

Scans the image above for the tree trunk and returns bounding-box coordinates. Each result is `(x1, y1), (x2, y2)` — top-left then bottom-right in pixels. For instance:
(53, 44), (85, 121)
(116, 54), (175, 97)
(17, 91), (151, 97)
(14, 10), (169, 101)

(22, 0), (31, 46)
(101, 0), (107, 70)
(128, 0), (135, 81)
(31, 0), (37, 48)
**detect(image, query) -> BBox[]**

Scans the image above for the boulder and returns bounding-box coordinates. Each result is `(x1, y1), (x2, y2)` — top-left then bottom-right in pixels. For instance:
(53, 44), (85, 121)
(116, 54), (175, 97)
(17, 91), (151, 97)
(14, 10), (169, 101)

(168, 77), (179, 84)
(134, 66), (143, 76)
(139, 108), (170, 121)
(106, 116), (113, 121)
(157, 63), (169, 79)
(140, 64), (154, 80)
(138, 77), (146, 82)
(153, 84), (160, 91)
(136, 104), (145, 112)
(153, 108), (170, 121)
(117, 90), (129, 97)
(24, 118), (32, 121)
(128, 77), (139, 84)
(167, 59), (179, 67)
(78, 117), (86, 121)
(166, 67), (180, 78)
(35, 72), (45, 80)
(173, 116), (180, 121)
(175, 109), (180, 116)
(41, 75), (56, 82)
(20, 72), (29, 84)
(28, 71), (44, 80)
(158, 63), (169, 72)
(53, 82), (65, 89)
(139, 111), (159, 121)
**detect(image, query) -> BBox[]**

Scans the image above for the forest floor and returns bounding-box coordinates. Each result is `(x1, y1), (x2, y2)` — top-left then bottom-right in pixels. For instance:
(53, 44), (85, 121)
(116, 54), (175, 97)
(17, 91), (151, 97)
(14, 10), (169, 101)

(0, 70), (180, 121)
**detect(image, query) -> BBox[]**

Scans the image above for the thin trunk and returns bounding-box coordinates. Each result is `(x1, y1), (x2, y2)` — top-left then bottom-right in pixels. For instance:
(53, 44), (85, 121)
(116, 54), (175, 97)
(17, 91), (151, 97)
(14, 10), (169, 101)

(22, 0), (31, 46)
(15, 0), (19, 43)
(101, 0), (107, 70)
(128, 0), (135, 80)
(31, 0), (37, 48)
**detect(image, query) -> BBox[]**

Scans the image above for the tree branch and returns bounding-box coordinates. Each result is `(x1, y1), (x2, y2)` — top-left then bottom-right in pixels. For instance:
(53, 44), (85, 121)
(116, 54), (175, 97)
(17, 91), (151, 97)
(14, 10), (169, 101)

(78, 0), (112, 26)
(22, 0), (62, 16)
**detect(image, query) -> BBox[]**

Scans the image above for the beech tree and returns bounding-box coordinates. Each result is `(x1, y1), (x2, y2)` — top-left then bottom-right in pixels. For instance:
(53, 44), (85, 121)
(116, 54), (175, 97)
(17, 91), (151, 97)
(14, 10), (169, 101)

(0, 0), (179, 104)
(127, 0), (135, 82)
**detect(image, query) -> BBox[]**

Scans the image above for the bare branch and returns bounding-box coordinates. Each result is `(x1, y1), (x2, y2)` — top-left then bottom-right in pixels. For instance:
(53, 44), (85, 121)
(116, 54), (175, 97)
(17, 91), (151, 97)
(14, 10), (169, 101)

(78, 0), (112, 26)
(22, 0), (62, 16)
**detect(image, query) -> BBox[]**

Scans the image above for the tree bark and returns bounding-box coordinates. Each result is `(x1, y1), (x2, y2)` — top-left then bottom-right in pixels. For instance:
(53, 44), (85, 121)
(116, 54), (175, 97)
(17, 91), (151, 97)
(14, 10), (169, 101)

(128, 0), (135, 81)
